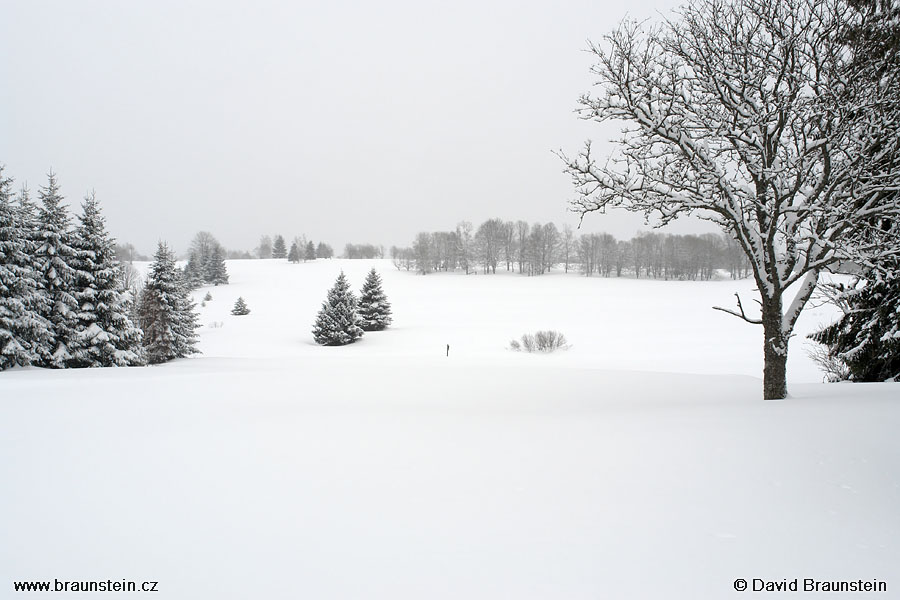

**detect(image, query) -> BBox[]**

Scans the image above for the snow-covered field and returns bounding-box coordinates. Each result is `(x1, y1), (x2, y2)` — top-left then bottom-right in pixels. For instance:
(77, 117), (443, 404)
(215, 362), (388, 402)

(2, 259), (898, 599)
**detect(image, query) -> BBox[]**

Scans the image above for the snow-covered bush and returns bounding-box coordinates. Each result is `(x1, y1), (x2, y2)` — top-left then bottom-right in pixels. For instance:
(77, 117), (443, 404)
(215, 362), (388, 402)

(509, 330), (568, 353)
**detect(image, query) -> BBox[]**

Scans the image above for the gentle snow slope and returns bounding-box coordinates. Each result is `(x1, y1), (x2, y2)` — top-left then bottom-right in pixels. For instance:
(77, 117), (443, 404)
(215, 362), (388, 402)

(2, 259), (897, 599)
(188, 258), (839, 382)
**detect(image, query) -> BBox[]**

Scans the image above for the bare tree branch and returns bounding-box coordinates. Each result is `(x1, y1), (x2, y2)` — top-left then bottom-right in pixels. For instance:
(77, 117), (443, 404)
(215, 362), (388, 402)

(713, 293), (764, 324)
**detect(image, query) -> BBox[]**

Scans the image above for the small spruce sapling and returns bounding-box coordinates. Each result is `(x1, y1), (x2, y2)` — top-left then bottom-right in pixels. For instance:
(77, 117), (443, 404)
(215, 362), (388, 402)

(231, 297), (251, 316)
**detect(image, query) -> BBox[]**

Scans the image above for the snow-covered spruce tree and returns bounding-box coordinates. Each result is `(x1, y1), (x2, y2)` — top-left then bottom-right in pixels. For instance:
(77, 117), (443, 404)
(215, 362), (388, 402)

(287, 242), (300, 263)
(305, 241), (316, 261)
(231, 297), (250, 316)
(69, 192), (144, 367)
(15, 184), (42, 274)
(16, 184), (53, 357)
(559, 0), (900, 399)
(807, 0), (900, 382)
(312, 271), (363, 345)
(138, 242), (199, 364)
(272, 235), (287, 259)
(0, 167), (51, 369)
(208, 243), (229, 285)
(173, 271), (200, 356)
(809, 266), (900, 381)
(358, 268), (392, 331)
(182, 252), (204, 289)
(34, 171), (80, 368)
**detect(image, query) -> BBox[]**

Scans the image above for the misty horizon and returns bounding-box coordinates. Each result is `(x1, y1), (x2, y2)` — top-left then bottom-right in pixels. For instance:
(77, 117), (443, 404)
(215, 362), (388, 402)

(0, 0), (722, 256)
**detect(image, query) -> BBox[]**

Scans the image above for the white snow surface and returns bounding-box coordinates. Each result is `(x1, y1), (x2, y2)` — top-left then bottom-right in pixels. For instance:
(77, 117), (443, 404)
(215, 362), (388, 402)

(2, 259), (898, 599)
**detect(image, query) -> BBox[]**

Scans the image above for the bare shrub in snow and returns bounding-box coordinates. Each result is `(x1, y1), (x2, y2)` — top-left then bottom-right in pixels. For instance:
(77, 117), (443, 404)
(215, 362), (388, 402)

(510, 330), (568, 353)
(806, 342), (851, 383)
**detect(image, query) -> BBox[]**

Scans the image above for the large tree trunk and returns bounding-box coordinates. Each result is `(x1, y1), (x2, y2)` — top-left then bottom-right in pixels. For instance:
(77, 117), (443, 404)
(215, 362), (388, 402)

(762, 296), (789, 400)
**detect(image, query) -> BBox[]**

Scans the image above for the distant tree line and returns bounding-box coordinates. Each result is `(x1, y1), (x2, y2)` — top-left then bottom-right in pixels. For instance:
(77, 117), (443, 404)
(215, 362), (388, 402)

(342, 243), (384, 259)
(258, 234), (333, 261)
(113, 242), (149, 263)
(391, 219), (750, 280)
(115, 239), (251, 263)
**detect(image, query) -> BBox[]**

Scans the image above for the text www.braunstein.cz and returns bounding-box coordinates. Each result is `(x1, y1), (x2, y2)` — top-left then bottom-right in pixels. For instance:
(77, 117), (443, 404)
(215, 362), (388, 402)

(13, 579), (159, 593)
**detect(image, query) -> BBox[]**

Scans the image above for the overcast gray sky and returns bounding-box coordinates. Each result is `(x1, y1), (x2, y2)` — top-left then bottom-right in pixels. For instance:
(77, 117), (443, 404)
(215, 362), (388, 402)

(1, 0), (713, 255)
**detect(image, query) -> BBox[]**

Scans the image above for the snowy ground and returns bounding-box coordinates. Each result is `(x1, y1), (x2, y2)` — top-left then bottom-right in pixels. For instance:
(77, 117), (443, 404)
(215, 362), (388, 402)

(2, 259), (898, 599)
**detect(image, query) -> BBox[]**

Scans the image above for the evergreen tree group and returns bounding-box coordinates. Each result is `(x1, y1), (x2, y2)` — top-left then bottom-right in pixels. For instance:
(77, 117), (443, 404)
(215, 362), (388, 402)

(183, 231), (229, 288)
(311, 269), (391, 345)
(315, 241), (334, 259)
(281, 235), (330, 263)
(312, 271), (363, 345)
(358, 268), (392, 331)
(0, 168), (144, 370)
(0, 169), (50, 368)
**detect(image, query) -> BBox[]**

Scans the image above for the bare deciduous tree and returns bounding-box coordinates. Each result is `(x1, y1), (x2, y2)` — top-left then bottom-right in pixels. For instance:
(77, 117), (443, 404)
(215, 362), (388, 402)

(456, 221), (474, 275)
(559, 0), (900, 399)
(562, 224), (575, 273)
(475, 218), (504, 274)
(413, 232), (433, 274)
(502, 221), (517, 272)
(257, 235), (272, 259)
